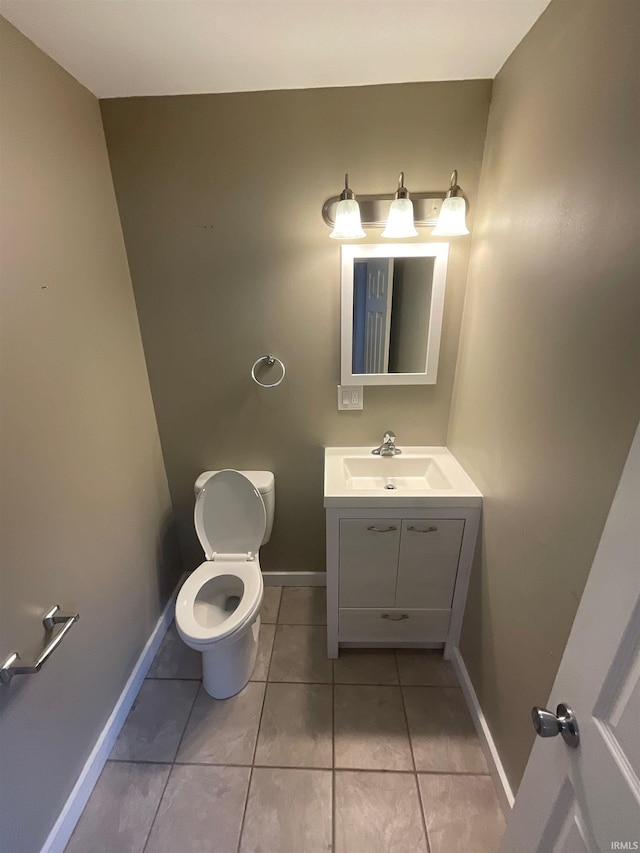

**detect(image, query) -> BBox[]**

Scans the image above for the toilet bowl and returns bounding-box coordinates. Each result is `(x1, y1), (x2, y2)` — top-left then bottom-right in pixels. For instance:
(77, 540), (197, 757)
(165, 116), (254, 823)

(175, 468), (275, 699)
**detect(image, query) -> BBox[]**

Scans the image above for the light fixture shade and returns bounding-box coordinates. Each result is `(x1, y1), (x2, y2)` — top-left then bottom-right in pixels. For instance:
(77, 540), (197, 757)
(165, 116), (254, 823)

(330, 198), (365, 239)
(381, 198), (418, 238)
(432, 196), (469, 236)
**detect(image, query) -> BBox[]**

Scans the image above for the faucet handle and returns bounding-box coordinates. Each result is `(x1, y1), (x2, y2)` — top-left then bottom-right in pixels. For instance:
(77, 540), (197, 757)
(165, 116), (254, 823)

(383, 431), (396, 444)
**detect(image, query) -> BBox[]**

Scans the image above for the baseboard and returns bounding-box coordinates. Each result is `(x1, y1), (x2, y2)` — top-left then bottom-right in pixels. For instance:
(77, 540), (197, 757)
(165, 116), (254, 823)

(41, 573), (186, 853)
(262, 571), (327, 586)
(451, 646), (515, 817)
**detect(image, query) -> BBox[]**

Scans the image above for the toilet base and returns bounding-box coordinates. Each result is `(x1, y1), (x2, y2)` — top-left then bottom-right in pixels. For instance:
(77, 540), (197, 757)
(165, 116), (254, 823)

(201, 615), (261, 699)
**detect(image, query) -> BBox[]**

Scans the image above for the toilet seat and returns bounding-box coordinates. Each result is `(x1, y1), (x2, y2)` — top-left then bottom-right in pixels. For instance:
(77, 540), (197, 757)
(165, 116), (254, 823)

(176, 469), (266, 649)
(175, 558), (263, 646)
(194, 469), (266, 559)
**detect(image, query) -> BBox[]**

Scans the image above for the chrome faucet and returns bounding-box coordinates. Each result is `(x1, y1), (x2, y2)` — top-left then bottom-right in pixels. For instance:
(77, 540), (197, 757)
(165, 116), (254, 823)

(372, 431), (402, 456)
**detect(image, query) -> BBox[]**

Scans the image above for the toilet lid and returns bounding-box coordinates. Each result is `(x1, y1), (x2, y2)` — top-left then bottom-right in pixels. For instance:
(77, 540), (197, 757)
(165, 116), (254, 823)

(194, 469), (266, 559)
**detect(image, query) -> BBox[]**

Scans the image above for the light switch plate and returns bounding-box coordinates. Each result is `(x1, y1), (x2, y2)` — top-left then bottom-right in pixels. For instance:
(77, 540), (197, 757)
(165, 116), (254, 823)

(337, 385), (363, 411)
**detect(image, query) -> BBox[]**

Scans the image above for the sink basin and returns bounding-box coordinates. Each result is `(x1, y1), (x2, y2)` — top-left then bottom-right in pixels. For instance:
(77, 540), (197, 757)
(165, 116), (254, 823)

(324, 446), (482, 507)
(342, 455), (452, 491)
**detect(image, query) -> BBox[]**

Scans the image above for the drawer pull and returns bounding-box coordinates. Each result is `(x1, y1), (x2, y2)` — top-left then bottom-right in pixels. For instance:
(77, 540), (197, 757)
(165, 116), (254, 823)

(366, 525), (398, 533)
(381, 613), (409, 621)
(406, 525), (438, 533)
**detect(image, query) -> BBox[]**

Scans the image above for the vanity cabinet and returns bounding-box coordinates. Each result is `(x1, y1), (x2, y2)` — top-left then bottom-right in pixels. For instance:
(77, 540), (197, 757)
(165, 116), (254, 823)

(326, 508), (480, 659)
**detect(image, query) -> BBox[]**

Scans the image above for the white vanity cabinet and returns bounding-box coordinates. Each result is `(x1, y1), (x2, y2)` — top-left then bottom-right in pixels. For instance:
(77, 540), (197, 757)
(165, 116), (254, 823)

(325, 507), (481, 659)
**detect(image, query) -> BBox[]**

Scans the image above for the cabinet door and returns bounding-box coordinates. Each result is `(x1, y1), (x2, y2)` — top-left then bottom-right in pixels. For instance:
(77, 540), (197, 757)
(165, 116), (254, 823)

(395, 519), (464, 609)
(339, 519), (400, 607)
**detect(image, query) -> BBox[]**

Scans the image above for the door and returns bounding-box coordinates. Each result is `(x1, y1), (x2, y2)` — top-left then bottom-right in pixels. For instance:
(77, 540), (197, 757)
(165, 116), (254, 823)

(395, 519), (464, 609)
(501, 424), (640, 852)
(364, 258), (393, 373)
(339, 519), (400, 607)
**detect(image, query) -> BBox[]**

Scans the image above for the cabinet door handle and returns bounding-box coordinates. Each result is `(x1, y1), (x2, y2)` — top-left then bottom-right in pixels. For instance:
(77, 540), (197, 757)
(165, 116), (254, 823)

(406, 525), (438, 533)
(381, 613), (409, 621)
(366, 525), (397, 533)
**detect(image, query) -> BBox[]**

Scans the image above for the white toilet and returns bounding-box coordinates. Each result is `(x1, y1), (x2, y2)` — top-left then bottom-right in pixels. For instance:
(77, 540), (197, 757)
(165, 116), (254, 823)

(175, 468), (275, 699)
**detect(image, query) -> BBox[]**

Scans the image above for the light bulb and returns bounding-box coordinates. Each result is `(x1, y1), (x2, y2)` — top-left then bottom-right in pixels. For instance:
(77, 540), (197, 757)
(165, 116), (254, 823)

(432, 196), (469, 236)
(329, 173), (365, 239)
(381, 172), (418, 238)
(330, 198), (365, 239)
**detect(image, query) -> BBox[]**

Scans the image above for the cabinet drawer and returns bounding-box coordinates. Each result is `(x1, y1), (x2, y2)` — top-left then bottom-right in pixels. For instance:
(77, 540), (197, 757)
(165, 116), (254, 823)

(395, 519), (464, 609)
(339, 607), (451, 641)
(339, 519), (400, 607)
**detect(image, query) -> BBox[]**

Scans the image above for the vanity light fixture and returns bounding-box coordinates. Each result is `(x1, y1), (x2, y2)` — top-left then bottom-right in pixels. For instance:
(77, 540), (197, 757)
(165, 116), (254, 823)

(322, 168), (469, 239)
(381, 172), (418, 238)
(432, 170), (470, 236)
(329, 173), (366, 239)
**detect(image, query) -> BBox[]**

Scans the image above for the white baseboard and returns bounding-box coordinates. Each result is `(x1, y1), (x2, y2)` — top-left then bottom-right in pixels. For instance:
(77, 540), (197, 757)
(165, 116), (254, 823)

(451, 646), (515, 817)
(262, 571), (327, 586)
(41, 574), (186, 853)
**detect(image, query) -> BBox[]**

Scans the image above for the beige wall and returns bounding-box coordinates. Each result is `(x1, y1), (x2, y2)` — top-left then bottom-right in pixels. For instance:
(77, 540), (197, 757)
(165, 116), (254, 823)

(0, 19), (179, 853)
(448, 0), (640, 791)
(100, 81), (492, 572)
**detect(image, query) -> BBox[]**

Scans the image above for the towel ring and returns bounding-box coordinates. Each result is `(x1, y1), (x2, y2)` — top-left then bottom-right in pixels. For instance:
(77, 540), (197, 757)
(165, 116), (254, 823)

(251, 354), (286, 388)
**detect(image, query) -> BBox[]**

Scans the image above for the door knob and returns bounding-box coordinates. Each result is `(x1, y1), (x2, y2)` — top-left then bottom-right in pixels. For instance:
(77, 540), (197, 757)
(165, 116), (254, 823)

(531, 703), (580, 748)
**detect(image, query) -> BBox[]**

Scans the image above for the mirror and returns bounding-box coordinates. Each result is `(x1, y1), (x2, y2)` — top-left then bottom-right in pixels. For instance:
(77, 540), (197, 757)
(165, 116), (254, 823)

(340, 243), (449, 385)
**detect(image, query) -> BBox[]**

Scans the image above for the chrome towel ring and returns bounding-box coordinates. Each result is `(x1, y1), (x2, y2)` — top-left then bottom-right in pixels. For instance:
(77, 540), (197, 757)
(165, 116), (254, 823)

(251, 354), (286, 388)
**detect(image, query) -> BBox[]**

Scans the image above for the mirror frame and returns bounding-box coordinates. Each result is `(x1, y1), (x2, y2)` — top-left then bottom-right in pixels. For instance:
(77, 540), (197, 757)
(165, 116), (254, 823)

(340, 242), (449, 386)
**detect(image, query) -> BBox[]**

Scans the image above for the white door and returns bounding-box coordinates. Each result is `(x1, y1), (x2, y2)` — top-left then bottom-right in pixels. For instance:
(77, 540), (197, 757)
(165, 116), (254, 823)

(364, 258), (394, 373)
(502, 424), (640, 852)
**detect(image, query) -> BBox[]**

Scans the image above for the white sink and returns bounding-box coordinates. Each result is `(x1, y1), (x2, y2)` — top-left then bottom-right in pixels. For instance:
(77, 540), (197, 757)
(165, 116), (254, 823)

(324, 446), (482, 507)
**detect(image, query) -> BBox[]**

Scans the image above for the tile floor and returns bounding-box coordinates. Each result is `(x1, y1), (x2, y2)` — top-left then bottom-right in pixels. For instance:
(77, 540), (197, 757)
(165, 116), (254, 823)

(65, 587), (505, 853)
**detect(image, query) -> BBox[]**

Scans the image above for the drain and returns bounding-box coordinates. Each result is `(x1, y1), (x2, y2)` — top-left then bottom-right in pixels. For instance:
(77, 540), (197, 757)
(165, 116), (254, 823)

(225, 595), (241, 612)
(384, 482), (397, 490)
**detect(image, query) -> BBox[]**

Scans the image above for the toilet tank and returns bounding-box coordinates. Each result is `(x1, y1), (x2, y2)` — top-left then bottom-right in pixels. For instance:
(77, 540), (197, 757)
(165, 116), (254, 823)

(194, 470), (275, 546)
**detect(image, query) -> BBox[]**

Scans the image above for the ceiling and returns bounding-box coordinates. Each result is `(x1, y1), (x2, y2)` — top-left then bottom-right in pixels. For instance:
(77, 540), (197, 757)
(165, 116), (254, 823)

(0, 0), (551, 99)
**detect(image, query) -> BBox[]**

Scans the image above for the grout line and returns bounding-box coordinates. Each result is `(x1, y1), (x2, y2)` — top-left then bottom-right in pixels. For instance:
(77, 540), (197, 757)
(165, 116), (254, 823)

(235, 765), (253, 853)
(237, 649), (271, 852)
(264, 622), (277, 684)
(169, 681), (201, 764)
(144, 676), (201, 681)
(164, 759), (490, 776)
(140, 762), (174, 853)
(397, 653), (432, 853)
(266, 679), (355, 685)
(414, 767), (431, 853)
(138, 675), (204, 852)
(331, 668), (336, 853)
(273, 586), (283, 623)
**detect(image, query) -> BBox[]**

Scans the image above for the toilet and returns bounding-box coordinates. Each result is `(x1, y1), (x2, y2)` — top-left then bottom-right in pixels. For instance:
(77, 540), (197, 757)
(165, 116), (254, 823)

(175, 468), (275, 699)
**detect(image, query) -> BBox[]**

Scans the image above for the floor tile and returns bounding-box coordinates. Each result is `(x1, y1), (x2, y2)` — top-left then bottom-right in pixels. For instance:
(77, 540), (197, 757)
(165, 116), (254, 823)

(403, 686), (488, 773)
(335, 770), (428, 853)
(239, 767), (332, 853)
(64, 761), (170, 853)
(250, 622), (275, 681)
(419, 774), (505, 853)
(269, 625), (333, 683)
(334, 685), (413, 770)
(176, 681), (265, 765)
(144, 765), (250, 853)
(255, 683), (333, 768)
(396, 649), (458, 687)
(260, 586), (282, 623)
(110, 679), (199, 762)
(334, 649), (398, 684)
(147, 622), (202, 680)
(278, 587), (327, 625)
